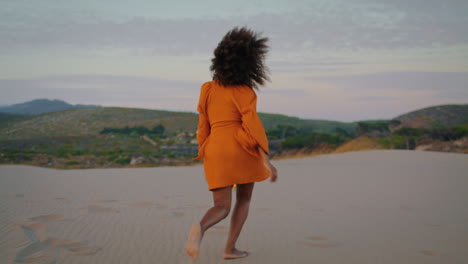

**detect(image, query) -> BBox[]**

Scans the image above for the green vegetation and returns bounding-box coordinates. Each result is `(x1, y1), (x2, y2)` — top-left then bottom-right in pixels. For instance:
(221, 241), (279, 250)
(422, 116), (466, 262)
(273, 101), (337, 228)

(265, 124), (350, 149)
(100, 124), (166, 137)
(114, 157), (131, 165)
(376, 135), (407, 149)
(266, 125), (299, 140)
(258, 113), (356, 134)
(1, 104), (467, 168)
(281, 132), (349, 149)
(377, 125), (468, 150)
(0, 133), (198, 168)
(0, 113), (30, 128)
(355, 120), (390, 135)
(429, 125), (468, 141)
(0, 107), (198, 140)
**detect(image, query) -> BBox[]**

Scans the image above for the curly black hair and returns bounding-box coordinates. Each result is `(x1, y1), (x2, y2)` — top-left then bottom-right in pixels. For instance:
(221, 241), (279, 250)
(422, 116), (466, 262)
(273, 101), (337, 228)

(210, 27), (270, 90)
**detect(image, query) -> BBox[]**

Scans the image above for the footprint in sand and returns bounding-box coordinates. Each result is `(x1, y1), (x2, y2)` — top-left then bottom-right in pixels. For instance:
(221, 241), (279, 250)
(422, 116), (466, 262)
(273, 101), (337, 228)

(61, 241), (102, 256)
(297, 236), (340, 248)
(20, 223), (47, 242)
(29, 214), (64, 222)
(42, 238), (102, 256)
(16, 222), (102, 263)
(16, 238), (102, 262)
(16, 254), (55, 264)
(94, 199), (118, 203)
(80, 205), (119, 214)
(126, 201), (164, 209)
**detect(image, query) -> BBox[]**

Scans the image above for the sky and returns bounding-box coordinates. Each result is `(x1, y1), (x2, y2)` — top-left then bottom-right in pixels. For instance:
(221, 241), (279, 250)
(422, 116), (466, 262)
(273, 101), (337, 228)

(1, 0), (467, 122)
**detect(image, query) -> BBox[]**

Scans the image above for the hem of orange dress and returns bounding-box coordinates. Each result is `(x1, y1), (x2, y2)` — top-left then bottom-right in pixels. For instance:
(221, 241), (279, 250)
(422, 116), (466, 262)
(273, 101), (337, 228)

(207, 175), (270, 191)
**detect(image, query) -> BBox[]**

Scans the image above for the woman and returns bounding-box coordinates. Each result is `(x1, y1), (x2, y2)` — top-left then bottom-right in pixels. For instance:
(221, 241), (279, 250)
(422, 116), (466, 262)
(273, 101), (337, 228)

(186, 27), (278, 262)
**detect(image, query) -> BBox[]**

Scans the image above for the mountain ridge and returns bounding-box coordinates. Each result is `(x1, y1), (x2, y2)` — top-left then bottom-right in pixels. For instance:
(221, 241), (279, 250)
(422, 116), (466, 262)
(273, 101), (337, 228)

(0, 99), (466, 140)
(394, 104), (468, 129)
(0, 99), (100, 115)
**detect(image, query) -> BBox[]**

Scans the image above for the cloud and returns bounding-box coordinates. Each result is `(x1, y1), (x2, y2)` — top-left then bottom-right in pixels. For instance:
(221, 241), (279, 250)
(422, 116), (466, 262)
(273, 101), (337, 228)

(1, 1), (467, 55)
(0, 75), (202, 110)
(261, 88), (306, 96)
(268, 60), (362, 74)
(354, 96), (397, 102)
(307, 71), (468, 99)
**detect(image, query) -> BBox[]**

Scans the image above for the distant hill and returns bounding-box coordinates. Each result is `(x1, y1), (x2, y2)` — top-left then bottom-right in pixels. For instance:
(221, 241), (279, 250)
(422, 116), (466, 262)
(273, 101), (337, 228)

(0, 107), (197, 140)
(393, 104), (468, 129)
(0, 102), (466, 141)
(0, 107), (355, 140)
(0, 99), (100, 115)
(258, 113), (355, 133)
(0, 113), (31, 128)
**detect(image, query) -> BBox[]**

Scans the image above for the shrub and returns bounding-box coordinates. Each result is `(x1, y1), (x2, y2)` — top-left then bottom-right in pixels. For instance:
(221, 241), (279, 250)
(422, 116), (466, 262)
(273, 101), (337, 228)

(281, 132), (348, 149)
(356, 121), (389, 136)
(115, 157), (131, 165)
(377, 135), (406, 149)
(429, 126), (468, 141)
(151, 124), (165, 135)
(394, 127), (428, 137)
(266, 124), (298, 140)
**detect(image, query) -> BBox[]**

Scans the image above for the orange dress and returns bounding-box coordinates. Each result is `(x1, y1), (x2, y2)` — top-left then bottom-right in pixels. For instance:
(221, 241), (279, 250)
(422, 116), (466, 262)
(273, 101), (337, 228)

(193, 80), (270, 190)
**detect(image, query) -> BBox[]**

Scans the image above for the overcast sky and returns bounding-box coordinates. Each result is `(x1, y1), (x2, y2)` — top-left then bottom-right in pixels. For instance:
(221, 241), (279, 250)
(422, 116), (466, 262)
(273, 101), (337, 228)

(1, 0), (467, 121)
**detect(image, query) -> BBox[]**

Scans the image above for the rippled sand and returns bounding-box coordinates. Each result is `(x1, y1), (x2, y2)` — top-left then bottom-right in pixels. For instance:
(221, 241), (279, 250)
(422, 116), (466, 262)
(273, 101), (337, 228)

(1, 150), (467, 263)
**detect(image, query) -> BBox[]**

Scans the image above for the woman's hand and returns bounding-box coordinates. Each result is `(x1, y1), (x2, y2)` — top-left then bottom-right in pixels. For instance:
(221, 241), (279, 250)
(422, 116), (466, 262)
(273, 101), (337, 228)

(258, 146), (278, 183)
(269, 163), (278, 182)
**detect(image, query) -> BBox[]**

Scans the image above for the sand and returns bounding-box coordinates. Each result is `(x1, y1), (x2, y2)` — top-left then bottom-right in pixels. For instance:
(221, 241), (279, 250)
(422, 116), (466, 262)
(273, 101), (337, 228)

(0, 150), (467, 264)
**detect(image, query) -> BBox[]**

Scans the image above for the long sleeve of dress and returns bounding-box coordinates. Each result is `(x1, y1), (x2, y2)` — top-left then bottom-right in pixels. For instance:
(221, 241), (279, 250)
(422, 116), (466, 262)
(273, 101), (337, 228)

(231, 86), (270, 157)
(193, 82), (211, 160)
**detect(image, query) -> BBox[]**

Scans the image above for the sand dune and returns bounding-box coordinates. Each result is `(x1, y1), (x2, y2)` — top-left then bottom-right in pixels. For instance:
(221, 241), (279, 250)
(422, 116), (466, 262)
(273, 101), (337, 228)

(0, 150), (467, 263)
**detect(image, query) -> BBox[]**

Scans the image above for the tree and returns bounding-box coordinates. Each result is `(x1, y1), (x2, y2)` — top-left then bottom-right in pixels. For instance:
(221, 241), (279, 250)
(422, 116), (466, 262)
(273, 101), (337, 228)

(335, 127), (352, 138)
(356, 121), (390, 136)
(266, 124), (298, 140)
(151, 124), (165, 135)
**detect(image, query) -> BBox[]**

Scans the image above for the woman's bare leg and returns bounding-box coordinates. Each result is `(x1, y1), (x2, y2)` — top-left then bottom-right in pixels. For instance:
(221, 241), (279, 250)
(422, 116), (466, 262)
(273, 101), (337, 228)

(200, 186), (232, 233)
(186, 186), (232, 262)
(224, 183), (254, 259)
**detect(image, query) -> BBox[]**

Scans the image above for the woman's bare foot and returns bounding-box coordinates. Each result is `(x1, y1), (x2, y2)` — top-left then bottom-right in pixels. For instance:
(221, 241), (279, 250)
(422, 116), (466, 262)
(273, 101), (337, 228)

(223, 248), (249, 259)
(186, 223), (202, 262)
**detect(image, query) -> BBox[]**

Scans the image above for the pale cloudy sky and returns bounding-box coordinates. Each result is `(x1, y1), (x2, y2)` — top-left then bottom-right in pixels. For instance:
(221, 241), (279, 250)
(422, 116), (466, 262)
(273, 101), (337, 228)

(1, 0), (467, 121)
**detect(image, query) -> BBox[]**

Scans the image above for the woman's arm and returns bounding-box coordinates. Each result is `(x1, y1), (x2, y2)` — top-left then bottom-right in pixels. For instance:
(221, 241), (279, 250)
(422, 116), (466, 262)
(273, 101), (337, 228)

(231, 87), (270, 157)
(192, 82), (211, 160)
(258, 146), (278, 182)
